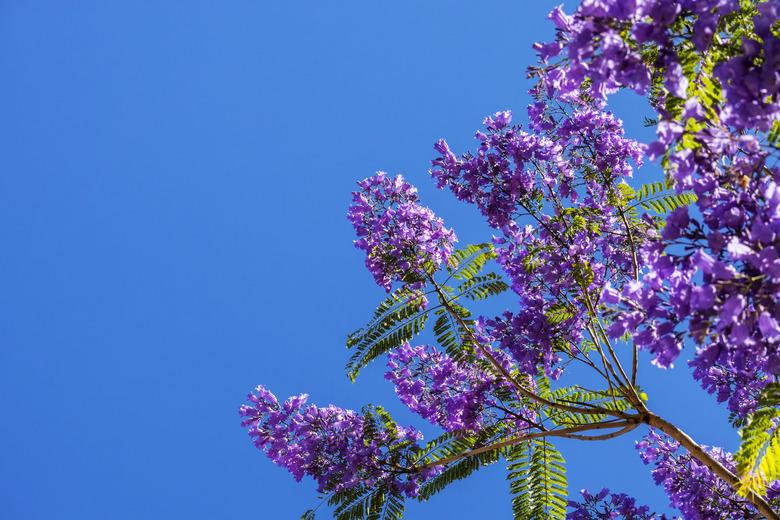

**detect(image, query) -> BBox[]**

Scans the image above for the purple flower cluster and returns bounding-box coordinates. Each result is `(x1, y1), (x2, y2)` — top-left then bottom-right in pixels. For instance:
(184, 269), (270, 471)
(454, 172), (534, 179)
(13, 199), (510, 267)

(431, 108), (642, 232)
(534, 0), (750, 103)
(431, 110), (564, 232)
(636, 430), (780, 519)
(537, 0), (780, 417)
(385, 343), (532, 432)
(567, 487), (673, 520)
(485, 307), (570, 379)
(348, 172), (457, 291)
(239, 385), (430, 497)
(714, 2), (780, 131)
(432, 104), (647, 379)
(603, 137), (780, 415)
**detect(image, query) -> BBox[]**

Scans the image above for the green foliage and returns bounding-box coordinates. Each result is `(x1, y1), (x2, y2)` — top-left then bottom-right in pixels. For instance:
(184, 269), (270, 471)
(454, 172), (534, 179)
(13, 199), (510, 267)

(507, 442), (533, 519)
(328, 410), (412, 520)
(522, 246), (545, 274)
(346, 244), (506, 380)
(446, 243), (497, 281)
(545, 302), (576, 325)
(301, 510), (316, 520)
(346, 286), (430, 381)
(456, 272), (509, 301)
(628, 181), (697, 215)
(768, 121), (780, 148)
(417, 444), (503, 501)
(416, 426), (507, 501)
(634, 181), (667, 201)
(362, 405), (414, 454)
(433, 304), (475, 362)
(572, 262), (595, 288)
(736, 383), (780, 497)
(638, 193), (698, 214)
(545, 386), (633, 427)
(507, 440), (568, 519)
(615, 181), (637, 205)
(413, 429), (479, 467)
(329, 486), (405, 520)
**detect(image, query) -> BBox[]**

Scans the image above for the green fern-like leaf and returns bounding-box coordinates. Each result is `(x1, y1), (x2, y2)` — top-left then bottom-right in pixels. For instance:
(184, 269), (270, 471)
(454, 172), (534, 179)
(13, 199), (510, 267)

(330, 486), (373, 520)
(446, 243), (497, 281)
(736, 383), (780, 497)
(418, 447), (502, 501)
(455, 272), (509, 301)
(639, 192), (698, 214)
(417, 439), (505, 501)
(545, 386), (633, 426)
(346, 287), (430, 381)
(507, 442), (533, 519)
(413, 430), (478, 467)
(529, 439), (567, 519)
(433, 305), (475, 362)
(416, 426), (508, 501)
(545, 302), (576, 325)
(330, 486), (405, 520)
(635, 182), (666, 201)
(768, 120), (780, 148)
(507, 439), (567, 519)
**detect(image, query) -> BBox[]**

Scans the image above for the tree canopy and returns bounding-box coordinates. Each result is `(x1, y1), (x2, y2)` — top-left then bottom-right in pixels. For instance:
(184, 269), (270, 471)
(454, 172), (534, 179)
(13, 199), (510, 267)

(240, 1), (780, 518)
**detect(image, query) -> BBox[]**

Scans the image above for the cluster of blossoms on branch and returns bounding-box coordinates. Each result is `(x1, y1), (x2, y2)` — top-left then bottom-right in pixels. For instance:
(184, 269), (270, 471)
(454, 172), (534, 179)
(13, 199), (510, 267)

(239, 385), (433, 498)
(432, 104), (649, 382)
(536, 0), (780, 417)
(567, 487), (675, 520)
(347, 172), (457, 292)
(637, 430), (780, 519)
(385, 342), (535, 432)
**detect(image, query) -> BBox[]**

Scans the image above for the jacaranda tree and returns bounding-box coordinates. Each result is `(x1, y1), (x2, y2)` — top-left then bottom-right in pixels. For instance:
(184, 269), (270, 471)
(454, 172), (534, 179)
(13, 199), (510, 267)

(239, 1), (780, 518)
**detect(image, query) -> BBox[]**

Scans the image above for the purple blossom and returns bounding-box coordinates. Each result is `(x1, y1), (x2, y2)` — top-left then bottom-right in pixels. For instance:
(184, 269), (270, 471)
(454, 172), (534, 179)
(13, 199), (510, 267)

(348, 172), (457, 291)
(567, 487), (674, 519)
(239, 385), (431, 497)
(636, 431), (778, 519)
(385, 343), (533, 432)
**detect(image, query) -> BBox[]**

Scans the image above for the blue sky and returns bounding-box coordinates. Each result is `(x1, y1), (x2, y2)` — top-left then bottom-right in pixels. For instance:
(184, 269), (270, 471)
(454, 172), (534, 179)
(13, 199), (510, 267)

(0, 2), (740, 518)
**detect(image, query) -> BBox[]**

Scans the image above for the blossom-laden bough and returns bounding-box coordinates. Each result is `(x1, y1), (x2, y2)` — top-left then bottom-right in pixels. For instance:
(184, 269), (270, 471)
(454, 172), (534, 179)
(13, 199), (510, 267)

(241, 1), (780, 518)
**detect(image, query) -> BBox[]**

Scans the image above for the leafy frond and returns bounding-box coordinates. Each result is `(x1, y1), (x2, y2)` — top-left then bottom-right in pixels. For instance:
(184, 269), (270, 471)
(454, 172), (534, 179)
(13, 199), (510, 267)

(508, 439), (567, 519)
(417, 446), (503, 501)
(416, 425), (507, 501)
(346, 288), (430, 381)
(626, 180), (698, 216)
(370, 492), (405, 520)
(545, 302), (576, 325)
(507, 442), (532, 519)
(638, 192), (698, 214)
(768, 120), (780, 148)
(455, 272), (509, 301)
(736, 383), (780, 497)
(634, 182), (667, 201)
(433, 305), (475, 362)
(535, 370), (552, 400)
(412, 430), (478, 466)
(301, 510), (316, 520)
(529, 439), (567, 519)
(545, 386), (633, 426)
(446, 243), (497, 281)
(330, 486), (405, 520)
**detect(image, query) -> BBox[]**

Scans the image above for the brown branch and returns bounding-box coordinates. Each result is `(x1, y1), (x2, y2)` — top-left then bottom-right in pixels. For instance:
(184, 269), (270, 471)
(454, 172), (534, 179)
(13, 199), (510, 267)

(647, 413), (779, 520)
(416, 420), (637, 471)
(428, 274), (629, 419)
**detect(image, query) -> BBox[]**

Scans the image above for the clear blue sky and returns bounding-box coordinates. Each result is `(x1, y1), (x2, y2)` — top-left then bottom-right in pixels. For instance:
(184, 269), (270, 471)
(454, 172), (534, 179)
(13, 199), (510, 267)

(0, 2), (740, 518)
